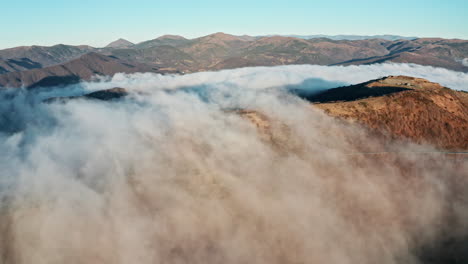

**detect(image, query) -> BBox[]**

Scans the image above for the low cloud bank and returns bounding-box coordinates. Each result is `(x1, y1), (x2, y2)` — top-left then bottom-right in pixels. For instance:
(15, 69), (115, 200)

(83, 63), (468, 93)
(0, 64), (467, 264)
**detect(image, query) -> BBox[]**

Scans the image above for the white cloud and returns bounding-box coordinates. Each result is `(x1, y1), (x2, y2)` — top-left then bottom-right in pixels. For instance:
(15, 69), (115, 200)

(462, 58), (468, 67)
(83, 63), (468, 93)
(0, 64), (467, 264)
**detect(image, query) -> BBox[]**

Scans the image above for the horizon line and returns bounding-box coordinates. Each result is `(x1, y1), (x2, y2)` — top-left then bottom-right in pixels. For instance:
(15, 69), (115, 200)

(2, 32), (468, 50)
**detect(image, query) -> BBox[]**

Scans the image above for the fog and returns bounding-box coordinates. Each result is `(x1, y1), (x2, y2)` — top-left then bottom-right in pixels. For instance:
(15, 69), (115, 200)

(0, 64), (467, 264)
(81, 63), (468, 93)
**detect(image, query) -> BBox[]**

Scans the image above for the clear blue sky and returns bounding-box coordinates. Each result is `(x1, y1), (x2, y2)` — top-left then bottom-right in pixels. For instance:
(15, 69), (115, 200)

(1, 0), (467, 49)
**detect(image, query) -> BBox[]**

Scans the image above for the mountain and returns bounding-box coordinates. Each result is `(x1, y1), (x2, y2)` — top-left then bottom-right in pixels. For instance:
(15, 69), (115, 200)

(235, 76), (467, 152)
(0, 52), (161, 88)
(105, 38), (134, 48)
(210, 36), (391, 69)
(335, 38), (468, 72)
(176, 32), (253, 68)
(134, 35), (190, 49)
(283, 34), (418, 41)
(214, 37), (468, 72)
(309, 76), (468, 150)
(101, 45), (196, 72)
(0, 44), (94, 70)
(1, 33), (467, 77)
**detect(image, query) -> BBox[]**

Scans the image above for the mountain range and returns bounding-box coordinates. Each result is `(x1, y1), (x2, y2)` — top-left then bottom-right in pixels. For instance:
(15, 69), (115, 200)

(267, 34), (418, 41)
(0, 33), (467, 88)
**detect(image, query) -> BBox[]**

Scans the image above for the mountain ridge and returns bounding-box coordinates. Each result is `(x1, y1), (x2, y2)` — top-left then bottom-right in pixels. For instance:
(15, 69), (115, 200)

(0, 33), (467, 78)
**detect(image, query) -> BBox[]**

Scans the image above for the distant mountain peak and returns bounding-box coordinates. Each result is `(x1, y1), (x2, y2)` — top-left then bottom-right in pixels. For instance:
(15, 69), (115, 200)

(156, 35), (187, 40)
(210, 32), (230, 36)
(275, 34), (418, 41)
(204, 32), (246, 41)
(105, 38), (134, 48)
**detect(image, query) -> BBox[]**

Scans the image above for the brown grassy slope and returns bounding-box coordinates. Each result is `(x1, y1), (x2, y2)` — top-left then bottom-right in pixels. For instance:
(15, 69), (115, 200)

(313, 76), (468, 150)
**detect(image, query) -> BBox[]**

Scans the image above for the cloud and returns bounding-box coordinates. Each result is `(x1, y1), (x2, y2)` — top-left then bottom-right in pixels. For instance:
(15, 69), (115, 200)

(0, 64), (467, 264)
(82, 63), (468, 94)
(462, 58), (468, 67)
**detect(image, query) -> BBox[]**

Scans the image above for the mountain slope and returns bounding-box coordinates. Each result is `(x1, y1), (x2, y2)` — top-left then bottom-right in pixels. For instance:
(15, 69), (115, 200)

(311, 76), (468, 150)
(0, 52), (161, 88)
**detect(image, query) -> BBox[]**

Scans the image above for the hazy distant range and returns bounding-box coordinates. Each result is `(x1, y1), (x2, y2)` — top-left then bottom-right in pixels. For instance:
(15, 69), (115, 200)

(268, 34), (417, 41)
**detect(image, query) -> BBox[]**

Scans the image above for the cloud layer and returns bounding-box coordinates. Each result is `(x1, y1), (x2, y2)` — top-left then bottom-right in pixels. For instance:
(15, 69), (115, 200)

(0, 63), (467, 264)
(82, 63), (468, 94)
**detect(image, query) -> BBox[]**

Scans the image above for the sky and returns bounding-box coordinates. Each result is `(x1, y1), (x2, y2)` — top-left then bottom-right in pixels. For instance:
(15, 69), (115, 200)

(1, 0), (467, 49)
